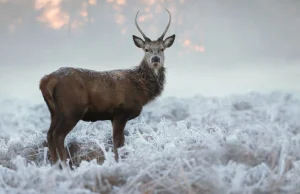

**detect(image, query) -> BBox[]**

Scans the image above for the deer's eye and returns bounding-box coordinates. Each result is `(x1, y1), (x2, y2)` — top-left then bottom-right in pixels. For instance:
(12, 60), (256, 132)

(145, 49), (149, 52)
(160, 48), (164, 52)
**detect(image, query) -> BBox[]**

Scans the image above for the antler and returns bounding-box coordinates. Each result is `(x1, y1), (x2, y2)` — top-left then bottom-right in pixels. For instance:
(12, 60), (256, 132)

(157, 8), (171, 41)
(135, 11), (151, 42)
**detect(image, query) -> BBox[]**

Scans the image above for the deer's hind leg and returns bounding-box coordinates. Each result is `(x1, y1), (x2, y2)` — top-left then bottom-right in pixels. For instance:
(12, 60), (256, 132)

(50, 80), (88, 167)
(43, 95), (60, 165)
(52, 116), (80, 167)
(47, 114), (60, 164)
(52, 102), (87, 167)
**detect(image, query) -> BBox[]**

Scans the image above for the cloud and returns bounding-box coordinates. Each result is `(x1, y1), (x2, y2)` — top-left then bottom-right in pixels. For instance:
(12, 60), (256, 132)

(35, 0), (69, 30)
(3, 0), (204, 55)
(115, 13), (126, 24)
(194, 45), (205, 53)
(183, 39), (205, 53)
(183, 39), (191, 47)
(35, 0), (60, 10)
(103, 0), (204, 55)
(88, 0), (97, 6)
(116, 0), (126, 5)
(142, 0), (156, 6)
(34, 0), (96, 30)
(80, 1), (89, 21)
(137, 13), (154, 22)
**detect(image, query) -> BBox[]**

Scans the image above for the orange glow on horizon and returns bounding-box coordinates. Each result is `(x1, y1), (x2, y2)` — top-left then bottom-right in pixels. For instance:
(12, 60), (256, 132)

(116, 0), (126, 5)
(4, 0), (205, 56)
(88, 0), (97, 6)
(183, 39), (205, 53)
(184, 40), (191, 47)
(142, 0), (156, 6)
(35, 0), (61, 10)
(195, 45), (205, 53)
(35, 0), (69, 30)
(37, 7), (70, 30)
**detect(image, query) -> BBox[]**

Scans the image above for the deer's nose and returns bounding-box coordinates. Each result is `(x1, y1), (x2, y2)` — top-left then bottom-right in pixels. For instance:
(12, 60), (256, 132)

(151, 56), (160, 63)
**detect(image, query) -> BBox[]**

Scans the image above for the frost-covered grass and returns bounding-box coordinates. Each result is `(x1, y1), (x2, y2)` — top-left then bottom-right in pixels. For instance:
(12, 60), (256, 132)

(0, 92), (300, 194)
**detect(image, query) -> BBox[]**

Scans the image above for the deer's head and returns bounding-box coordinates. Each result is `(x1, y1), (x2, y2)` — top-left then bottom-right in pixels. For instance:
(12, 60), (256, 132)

(133, 9), (175, 74)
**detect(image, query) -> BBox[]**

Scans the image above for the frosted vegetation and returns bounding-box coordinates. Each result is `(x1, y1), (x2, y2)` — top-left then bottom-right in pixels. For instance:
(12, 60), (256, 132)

(0, 92), (300, 194)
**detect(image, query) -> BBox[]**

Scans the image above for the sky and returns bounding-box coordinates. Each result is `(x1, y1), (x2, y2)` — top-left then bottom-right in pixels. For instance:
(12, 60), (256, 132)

(0, 0), (300, 103)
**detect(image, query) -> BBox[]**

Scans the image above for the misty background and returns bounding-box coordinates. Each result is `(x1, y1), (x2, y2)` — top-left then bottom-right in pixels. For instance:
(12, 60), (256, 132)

(0, 0), (299, 103)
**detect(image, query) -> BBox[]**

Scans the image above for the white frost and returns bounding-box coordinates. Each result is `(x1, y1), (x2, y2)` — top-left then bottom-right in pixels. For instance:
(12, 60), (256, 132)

(0, 91), (299, 193)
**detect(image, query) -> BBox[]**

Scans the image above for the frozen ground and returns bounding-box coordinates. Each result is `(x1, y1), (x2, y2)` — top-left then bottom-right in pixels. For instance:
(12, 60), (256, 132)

(0, 92), (300, 194)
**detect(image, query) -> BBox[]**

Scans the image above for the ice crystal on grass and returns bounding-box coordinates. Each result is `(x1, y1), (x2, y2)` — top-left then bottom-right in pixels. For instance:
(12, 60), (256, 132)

(0, 92), (300, 193)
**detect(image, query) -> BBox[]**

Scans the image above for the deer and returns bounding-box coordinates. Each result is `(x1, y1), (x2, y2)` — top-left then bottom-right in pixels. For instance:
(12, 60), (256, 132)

(39, 9), (175, 167)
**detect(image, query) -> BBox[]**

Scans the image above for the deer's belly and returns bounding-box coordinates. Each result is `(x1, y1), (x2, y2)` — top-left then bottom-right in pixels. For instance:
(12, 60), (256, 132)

(82, 104), (142, 122)
(81, 111), (113, 121)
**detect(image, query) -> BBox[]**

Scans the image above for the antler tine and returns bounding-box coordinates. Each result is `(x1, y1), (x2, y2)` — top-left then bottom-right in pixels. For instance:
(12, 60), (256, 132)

(135, 11), (151, 42)
(158, 8), (171, 41)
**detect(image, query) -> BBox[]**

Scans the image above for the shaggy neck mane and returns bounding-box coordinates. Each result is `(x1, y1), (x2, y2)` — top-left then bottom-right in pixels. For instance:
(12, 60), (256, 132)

(130, 59), (166, 103)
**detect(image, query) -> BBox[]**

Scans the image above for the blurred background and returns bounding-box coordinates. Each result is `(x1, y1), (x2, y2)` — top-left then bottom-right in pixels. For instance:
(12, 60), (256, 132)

(0, 0), (299, 103)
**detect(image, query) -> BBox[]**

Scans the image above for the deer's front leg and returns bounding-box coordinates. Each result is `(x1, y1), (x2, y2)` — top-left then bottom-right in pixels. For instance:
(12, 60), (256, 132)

(112, 119), (127, 161)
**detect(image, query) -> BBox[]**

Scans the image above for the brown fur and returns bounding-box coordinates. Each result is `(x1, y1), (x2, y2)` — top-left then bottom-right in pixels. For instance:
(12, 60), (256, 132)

(39, 75), (58, 115)
(40, 59), (165, 165)
(41, 9), (174, 166)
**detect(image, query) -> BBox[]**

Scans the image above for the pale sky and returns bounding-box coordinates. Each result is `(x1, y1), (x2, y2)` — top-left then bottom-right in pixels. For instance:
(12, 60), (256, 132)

(0, 0), (300, 103)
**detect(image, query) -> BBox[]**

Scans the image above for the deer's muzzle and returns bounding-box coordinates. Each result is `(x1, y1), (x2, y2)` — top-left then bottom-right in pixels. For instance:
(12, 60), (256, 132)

(151, 56), (160, 63)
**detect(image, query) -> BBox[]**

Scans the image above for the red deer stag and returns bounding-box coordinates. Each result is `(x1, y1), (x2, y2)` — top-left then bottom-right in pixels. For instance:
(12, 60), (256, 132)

(39, 9), (175, 166)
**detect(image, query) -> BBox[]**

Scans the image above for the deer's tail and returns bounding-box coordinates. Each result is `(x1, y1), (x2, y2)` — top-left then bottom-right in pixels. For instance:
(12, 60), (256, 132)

(39, 74), (58, 115)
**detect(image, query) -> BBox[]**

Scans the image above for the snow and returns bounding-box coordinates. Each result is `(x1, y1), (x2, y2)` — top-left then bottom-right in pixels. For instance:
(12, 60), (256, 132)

(0, 92), (300, 194)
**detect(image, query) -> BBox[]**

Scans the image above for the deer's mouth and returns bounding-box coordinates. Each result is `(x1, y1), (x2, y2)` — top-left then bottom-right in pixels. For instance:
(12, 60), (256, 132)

(153, 63), (159, 67)
(151, 62), (163, 68)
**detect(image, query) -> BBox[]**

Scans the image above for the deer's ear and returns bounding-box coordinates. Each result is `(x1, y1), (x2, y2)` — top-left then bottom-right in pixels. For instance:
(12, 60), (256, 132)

(133, 35), (145, 48)
(163, 34), (175, 48)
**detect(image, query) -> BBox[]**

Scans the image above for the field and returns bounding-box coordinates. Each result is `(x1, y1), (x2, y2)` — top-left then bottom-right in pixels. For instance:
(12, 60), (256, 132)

(0, 92), (299, 194)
